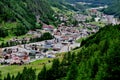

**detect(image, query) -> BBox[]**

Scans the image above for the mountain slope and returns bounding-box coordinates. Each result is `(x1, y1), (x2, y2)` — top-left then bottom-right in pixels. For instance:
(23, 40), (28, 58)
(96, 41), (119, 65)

(1, 25), (120, 80)
(24, 0), (54, 24)
(104, 0), (120, 18)
(0, 0), (54, 37)
(0, 0), (36, 29)
(76, 25), (120, 80)
(36, 25), (120, 80)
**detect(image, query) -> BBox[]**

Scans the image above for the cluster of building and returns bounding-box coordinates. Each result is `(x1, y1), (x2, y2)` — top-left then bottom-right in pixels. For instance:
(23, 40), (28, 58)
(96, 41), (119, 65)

(5, 29), (42, 46)
(73, 8), (120, 25)
(0, 23), (99, 65)
(99, 14), (120, 24)
(0, 47), (30, 65)
(1, 8), (112, 65)
(89, 8), (120, 24)
(73, 14), (89, 22)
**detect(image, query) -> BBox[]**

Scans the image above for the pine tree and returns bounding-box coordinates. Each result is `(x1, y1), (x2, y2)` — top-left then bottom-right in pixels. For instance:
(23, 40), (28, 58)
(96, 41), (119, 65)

(52, 58), (60, 79)
(0, 71), (1, 80)
(6, 73), (11, 80)
(4, 77), (7, 80)
(38, 65), (47, 80)
(71, 52), (76, 62)
(29, 68), (36, 80)
(75, 49), (84, 64)
(15, 72), (22, 80)
(61, 53), (68, 66)
(46, 58), (60, 80)
(1, 42), (5, 48)
(66, 61), (78, 80)
(19, 67), (36, 80)
(67, 52), (72, 65)
(12, 75), (15, 80)
(101, 39), (109, 54)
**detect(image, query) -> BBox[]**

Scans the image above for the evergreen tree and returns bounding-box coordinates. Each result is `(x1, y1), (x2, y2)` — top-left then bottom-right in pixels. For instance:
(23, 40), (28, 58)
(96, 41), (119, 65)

(104, 40), (120, 80)
(21, 67), (35, 80)
(66, 61), (78, 80)
(6, 73), (11, 80)
(0, 71), (1, 80)
(1, 42), (5, 48)
(38, 65), (47, 80)
(75, 50), (83, 64)
(61, 53), (68, 66)
(12, 75), (15, 80)
(51, 58), (60, 78)
(4, 77), (7, 80)
(101, 39), (109, 54)
(14, 72), (22, 80)
(46, 58), (60, 80)
(71, 52), (76, 62)
(67, 52), (72, 65)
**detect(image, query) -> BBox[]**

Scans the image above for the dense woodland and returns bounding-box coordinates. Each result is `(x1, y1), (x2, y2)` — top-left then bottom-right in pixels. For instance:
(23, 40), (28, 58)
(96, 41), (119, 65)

(0, 0), (55, 38)
(1, 25), (120, 80)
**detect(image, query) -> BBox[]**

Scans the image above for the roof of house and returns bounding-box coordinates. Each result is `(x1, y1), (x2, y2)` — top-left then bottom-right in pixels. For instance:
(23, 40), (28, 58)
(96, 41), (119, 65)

(42, 25), (54, 29)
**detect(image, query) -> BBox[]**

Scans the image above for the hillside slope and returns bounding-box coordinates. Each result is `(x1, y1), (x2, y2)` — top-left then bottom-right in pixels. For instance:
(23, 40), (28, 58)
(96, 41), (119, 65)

(1, 5), (120, 80)
(30, 25), (120, 80)
(76, 25), (120, 80)
(104, 0), (120, 18)
(0, 0), (54, 37)
(37, 25), (120, 80)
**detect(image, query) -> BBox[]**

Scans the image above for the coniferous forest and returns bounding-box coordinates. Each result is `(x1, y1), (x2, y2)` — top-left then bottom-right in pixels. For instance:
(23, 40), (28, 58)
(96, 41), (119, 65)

(0, 0), (54, 37)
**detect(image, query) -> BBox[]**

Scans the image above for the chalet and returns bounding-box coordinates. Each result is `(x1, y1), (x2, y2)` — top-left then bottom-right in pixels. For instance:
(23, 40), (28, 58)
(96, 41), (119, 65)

(43, 44), (53, 49)
(62, 42), (69, 45)
(35, 51), (45, 59)
(61, 36), (69, 41)
(11, 54), (21, 64)
(47, 52), (55, 58)
(42, 25), (54, 31)
(95, 17), (100, 22)
(53, 43), (62, 51)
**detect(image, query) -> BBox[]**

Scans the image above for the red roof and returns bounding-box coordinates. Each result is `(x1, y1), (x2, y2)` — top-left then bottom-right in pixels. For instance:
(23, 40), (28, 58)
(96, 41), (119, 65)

(13, 56), (20, 60)
(43, 25), (54, 29)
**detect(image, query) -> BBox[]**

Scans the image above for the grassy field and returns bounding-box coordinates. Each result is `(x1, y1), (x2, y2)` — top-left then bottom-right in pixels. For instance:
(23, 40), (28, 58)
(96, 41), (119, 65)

(0, 34), (33, 44)
(0, 58), (53, 79)
(89, 21), (105, 27)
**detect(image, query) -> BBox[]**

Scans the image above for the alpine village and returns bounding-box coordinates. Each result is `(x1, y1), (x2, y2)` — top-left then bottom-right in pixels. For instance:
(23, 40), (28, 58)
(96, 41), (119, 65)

(0, 0), (120, 80)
